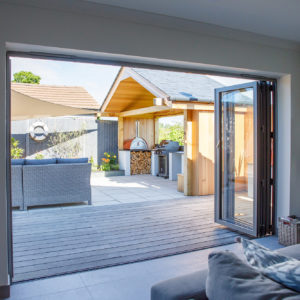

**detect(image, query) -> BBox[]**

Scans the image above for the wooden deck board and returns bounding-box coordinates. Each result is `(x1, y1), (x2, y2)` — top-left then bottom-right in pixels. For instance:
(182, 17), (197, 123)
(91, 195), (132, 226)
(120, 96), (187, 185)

(12, 198), (240, 282)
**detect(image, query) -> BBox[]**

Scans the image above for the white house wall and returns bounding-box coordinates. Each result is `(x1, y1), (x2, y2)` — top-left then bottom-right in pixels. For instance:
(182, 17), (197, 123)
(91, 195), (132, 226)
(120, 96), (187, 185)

(0, 0), (299, 287)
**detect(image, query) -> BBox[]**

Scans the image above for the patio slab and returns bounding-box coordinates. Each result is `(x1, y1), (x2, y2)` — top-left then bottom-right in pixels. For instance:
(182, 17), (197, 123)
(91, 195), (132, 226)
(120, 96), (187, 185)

(91, 174), (188, 206)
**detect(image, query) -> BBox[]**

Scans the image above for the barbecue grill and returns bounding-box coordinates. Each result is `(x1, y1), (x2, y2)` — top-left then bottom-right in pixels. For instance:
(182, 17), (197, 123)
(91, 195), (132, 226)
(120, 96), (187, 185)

(154, 140), (180, 178)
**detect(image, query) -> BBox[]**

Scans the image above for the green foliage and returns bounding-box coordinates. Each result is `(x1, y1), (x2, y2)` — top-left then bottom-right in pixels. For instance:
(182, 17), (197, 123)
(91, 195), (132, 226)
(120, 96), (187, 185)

(47, 127), (87, 158)
(11, 137), (24, 159)
(35, 153), (44, 160)
(159, 123), (184, 145)
(89, 156), (100, 172)
(99, 164), (110, 171)
(13, 71), (41, 84)
(110, 164), (119, 171)
(100, 152), (118, 171)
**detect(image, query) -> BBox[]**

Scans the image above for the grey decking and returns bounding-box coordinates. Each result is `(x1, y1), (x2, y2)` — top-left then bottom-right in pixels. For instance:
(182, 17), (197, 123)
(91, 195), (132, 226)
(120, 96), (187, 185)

(12, 198), (240, 282)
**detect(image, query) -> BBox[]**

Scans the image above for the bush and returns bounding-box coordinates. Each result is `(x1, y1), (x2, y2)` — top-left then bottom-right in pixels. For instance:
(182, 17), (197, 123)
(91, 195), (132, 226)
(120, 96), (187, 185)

(110, 164), (119, 171)
(35, 153), (44, 160)
(11, 137), (24, 159)
(100, 164), (110, 171)
(159, 123), (184, 145)
(99, 152), (118, 171)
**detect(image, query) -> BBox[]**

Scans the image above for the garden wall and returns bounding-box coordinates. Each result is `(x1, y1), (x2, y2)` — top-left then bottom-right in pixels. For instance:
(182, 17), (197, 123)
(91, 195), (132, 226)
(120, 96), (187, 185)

(11, 117), (118, 166)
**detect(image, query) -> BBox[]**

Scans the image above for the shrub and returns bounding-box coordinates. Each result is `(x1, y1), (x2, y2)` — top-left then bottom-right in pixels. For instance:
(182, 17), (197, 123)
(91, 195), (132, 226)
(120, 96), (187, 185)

(35, 153), (44, 160)
(110, 164), (119, 171)
(11, 137), (24, 159)
(99, 152), (118, 171)
(159, 122), (184, 145)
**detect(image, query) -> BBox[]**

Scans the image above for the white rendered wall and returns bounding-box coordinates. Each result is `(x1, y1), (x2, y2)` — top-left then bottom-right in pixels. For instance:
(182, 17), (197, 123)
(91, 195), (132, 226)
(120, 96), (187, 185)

(118, 150), (131, 176)
(0, 0), (299, 286)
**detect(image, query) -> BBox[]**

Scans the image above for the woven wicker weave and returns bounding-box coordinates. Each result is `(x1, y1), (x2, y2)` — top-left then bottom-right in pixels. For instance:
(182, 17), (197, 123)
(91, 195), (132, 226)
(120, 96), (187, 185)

(23, 163), (92, 210)
(278, 217), (300, 246)
(11, 165), (24, 210)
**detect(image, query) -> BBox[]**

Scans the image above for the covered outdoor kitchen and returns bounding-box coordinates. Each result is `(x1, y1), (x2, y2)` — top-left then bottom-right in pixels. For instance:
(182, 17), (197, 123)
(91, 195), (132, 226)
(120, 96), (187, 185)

(100, 67), (253, 197)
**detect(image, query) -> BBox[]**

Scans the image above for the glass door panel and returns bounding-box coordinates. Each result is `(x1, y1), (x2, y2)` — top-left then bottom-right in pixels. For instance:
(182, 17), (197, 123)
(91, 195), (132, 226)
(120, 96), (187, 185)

(214, 81), (275, 237)
(221, 87), (255, 230)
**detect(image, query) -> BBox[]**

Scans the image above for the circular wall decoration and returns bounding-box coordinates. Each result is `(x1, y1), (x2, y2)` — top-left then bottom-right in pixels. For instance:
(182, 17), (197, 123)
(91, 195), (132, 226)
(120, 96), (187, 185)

(29, 121), (49, 142)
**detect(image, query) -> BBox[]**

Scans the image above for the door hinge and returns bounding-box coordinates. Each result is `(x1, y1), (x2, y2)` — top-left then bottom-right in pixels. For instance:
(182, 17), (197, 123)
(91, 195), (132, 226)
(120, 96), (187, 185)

(270, 178), (274, 185)
(270, 132), (274, 138)
(269, 85), (274, 92)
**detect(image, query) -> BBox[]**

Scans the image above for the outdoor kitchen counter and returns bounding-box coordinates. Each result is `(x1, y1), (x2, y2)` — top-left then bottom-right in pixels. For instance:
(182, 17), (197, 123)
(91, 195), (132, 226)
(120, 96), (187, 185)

(119, 150), (131, 175)
(169, 151), (184, 181)
(151, 151), (184, 180)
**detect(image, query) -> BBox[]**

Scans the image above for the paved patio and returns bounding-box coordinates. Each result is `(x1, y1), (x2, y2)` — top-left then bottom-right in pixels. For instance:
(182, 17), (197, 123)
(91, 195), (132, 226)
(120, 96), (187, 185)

(91, 174), (189, 206)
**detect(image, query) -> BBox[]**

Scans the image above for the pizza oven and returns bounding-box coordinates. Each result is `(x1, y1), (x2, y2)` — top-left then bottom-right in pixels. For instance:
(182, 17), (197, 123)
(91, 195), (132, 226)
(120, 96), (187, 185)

(123, 120), (148, 150)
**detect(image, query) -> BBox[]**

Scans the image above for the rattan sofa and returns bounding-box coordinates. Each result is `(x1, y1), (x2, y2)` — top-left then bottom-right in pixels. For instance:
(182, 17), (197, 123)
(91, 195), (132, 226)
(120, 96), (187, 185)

(11, 159), (92, 210)
(11, 165), (24, 210)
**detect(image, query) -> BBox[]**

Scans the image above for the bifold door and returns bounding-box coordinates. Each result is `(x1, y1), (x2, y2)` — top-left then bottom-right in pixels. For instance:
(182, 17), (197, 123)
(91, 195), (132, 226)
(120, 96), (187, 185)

(215, 81), (274, 237)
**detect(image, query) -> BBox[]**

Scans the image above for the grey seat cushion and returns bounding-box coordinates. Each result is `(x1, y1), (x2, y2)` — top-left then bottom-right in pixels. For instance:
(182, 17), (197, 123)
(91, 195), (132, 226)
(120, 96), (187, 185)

(151, 269), (208, 300)
(206, 251), (300, 300)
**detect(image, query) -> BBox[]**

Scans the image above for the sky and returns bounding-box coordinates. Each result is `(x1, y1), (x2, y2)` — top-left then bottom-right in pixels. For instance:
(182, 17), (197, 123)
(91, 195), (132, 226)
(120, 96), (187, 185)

(10, 57), (120, 104)
(11, 57), (252, 125)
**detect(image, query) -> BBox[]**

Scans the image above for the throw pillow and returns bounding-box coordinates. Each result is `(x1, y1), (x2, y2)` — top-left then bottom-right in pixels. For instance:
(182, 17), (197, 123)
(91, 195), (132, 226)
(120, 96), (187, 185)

(237, 237), (300, 293)
(236, 237), (297, 268)
(206, 251), (299, 300)
(264, 260), (300, 292)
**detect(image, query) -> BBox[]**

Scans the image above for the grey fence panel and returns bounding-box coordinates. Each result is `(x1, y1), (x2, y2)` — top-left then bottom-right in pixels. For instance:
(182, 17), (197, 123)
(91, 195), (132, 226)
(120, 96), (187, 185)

(12, 117), (118, 165)
(97, 120), (118, 165)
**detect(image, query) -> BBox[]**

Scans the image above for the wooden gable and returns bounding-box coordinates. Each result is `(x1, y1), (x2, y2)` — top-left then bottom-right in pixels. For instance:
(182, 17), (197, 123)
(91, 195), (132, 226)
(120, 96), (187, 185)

(104, 77), (155, 113)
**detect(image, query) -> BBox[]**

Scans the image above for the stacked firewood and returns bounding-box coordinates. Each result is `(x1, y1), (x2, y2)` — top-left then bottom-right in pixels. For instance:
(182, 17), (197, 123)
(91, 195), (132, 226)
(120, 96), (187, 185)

(130, 151), (151, 175)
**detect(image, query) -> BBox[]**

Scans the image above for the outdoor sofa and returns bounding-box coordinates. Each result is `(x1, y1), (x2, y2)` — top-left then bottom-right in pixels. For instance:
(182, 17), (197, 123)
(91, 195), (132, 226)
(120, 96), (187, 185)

(151, 243), (300, 300)
(11, 158), (91, 210)
(11, 163), (24, 210)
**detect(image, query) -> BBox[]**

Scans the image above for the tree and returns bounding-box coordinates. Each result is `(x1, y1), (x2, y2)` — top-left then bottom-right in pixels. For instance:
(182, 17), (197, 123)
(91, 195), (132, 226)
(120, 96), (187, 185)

(159, 123), (184, 145)
(13, 71), (41, 84)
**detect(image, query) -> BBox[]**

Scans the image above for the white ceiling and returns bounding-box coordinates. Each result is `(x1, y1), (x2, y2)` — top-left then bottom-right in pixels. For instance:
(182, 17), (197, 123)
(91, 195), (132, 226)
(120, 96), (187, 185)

(84, 0), (300, 43)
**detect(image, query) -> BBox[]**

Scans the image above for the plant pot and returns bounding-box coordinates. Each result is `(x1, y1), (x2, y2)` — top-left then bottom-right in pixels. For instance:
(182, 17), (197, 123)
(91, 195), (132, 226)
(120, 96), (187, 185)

(95, 170), (125, 177)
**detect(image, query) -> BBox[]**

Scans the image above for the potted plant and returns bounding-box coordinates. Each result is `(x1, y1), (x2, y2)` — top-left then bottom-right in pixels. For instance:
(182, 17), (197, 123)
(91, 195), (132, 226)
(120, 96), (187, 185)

(98, 152), (124, 177)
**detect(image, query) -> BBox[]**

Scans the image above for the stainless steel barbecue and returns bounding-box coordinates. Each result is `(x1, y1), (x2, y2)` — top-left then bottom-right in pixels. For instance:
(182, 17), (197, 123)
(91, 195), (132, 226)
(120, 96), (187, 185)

(154, 140), (180, 178)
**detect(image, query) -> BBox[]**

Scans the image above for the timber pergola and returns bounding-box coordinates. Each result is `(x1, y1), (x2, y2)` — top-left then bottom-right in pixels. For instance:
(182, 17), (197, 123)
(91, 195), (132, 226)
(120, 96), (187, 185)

(100, 67), (229, 196)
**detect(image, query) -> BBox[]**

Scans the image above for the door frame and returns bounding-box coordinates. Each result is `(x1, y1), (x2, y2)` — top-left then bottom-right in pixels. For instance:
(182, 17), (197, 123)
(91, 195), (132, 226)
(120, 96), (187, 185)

(5, 50), (277, 283)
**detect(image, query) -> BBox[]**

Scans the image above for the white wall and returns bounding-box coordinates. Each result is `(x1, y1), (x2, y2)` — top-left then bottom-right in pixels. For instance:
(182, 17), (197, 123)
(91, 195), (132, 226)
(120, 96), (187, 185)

(0, 0), (299, 286)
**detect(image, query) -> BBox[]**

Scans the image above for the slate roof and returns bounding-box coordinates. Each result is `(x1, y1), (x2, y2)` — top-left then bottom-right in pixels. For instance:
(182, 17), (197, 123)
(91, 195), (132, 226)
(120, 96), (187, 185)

(131, 68), (224, 102)
(11, 83), (100, 110)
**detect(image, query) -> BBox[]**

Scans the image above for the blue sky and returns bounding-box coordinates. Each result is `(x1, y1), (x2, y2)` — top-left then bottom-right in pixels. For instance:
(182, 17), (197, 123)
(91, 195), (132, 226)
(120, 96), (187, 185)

(11, 57), (120, 104)
(11, 57), (251, 125)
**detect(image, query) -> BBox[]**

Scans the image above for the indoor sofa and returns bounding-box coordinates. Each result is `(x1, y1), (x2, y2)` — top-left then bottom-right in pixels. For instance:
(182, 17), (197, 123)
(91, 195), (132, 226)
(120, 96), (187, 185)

(151, 243), (300, 300)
